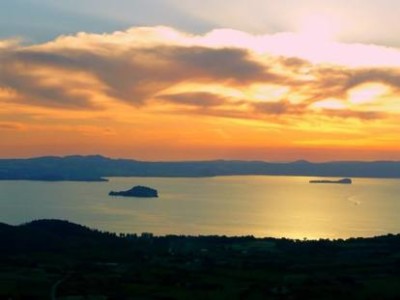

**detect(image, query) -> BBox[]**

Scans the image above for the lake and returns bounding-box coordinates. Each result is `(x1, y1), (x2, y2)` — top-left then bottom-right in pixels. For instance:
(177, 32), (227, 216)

(1, 176), (400, 239)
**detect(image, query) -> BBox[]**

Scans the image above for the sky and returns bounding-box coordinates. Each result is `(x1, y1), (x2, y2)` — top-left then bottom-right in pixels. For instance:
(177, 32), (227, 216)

(1, 0), (400, 161)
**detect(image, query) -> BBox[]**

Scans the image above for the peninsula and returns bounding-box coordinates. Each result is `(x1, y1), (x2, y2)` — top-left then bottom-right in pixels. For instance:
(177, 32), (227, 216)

(1, 155), (400, 181)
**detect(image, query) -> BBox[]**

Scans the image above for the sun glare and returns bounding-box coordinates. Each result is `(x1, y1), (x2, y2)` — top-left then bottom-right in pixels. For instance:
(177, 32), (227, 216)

(348, 83), (389, 105)
(297, 13), (340, 42)
(311, 98), (347, 110)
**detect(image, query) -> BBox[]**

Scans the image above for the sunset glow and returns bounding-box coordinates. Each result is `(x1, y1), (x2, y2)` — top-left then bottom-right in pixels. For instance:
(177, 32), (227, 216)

(1, 1), (400, 161)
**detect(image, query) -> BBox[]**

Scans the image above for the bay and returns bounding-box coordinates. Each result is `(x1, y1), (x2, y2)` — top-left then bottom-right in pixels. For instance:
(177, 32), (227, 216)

(1, 176), (400, 239)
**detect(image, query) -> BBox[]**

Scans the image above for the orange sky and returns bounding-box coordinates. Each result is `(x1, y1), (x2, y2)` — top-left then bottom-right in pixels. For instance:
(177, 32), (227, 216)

(2, 23), (400, 161)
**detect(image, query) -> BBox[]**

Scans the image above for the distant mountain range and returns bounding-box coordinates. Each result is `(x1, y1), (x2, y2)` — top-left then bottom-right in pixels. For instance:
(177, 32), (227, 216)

(1, 155), (400, 181)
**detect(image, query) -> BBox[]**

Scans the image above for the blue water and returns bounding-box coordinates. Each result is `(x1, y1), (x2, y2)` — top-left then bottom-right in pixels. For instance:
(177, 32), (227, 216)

(1, 176), (400, 239)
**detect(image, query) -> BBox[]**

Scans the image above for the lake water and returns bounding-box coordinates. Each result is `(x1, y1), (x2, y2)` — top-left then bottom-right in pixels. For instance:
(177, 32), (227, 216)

(1, 176), (400, 239)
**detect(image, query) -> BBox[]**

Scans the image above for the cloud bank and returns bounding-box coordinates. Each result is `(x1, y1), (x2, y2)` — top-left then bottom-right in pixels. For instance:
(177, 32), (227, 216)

(2, 26), (400, 161)
(1, 27), (400, 121)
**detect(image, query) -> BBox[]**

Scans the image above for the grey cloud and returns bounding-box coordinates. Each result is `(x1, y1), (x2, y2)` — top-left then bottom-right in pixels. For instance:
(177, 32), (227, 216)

(1, 32), (400, 123)
(345, 68), (400, 90)
(253, 100), (307, 115)
(252, 98), (386, 120)
(322, 109), (387, 120)
(89, 46), (277, 103)
(0, 64), (95, 109)
(158, 92), (228, 107)
(290, 66), (400, 106)
(172, 47), (272, 83)
(0, 122), (24, 130)
(2, 45), (274, 108)
(278, 56), (311, 69)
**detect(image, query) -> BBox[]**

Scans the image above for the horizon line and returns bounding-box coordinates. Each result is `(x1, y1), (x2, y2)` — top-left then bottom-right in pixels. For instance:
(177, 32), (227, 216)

(1, 154), (399, 164)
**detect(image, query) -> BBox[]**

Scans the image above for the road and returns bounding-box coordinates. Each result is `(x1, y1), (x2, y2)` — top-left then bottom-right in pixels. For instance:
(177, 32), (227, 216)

(50, 273), (70, 300)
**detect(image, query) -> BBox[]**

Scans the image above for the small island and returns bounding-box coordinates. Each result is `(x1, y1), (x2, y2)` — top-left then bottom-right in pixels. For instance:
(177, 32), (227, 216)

(109, 185), (158, 198)
(309, 178), (352, 184)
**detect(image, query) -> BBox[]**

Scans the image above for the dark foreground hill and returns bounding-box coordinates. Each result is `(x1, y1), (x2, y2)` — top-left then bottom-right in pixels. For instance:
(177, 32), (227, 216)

(1, 155), (400, 181)
(1, 219), (400, 299)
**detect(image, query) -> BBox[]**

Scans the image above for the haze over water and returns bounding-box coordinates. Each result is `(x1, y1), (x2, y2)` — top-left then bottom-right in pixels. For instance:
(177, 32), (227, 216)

(1, 176), (400, 239)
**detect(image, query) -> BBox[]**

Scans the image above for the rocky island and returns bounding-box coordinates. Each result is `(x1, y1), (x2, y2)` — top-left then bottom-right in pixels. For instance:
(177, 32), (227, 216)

(109, 185), (158, 198)
(309, 178), (352, 184)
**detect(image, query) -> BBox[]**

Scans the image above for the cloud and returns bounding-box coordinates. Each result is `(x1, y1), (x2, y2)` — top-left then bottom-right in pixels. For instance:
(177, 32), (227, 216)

(320, 109), (387, 120)
(169, 0), (400, 45)
(0, 47), (102, 109)
(158, 92), (228, 107)
(86, 46), (274, 104)
(345, 68), (400, 90)
(253, 100), (306, 115)
(1, 26), (400, 121)
(0, 39), (20, 49)
(0, 122), (25, 130)
(2, 43), (272, 108)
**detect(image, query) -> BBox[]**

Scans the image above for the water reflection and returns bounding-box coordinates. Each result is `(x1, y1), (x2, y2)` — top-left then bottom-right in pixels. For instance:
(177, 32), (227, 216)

(0, 176), (400, 238)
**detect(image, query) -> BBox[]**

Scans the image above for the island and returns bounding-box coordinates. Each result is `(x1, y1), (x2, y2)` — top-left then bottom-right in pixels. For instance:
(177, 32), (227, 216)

(109, 185), (158, 198)
(309, 178), (352, 184)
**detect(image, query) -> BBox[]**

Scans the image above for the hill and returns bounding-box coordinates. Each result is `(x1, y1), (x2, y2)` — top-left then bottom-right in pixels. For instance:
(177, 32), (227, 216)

(1, 155), (400, 181)
(1, 219), (400, 299)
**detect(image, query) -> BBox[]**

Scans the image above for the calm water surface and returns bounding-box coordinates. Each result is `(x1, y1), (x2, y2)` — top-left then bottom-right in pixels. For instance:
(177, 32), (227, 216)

(1, 176), (400, 239)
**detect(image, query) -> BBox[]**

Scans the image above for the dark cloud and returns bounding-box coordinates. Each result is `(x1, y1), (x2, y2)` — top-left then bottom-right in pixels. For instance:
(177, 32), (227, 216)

(321, 109), (387, 120)
(345, 68), (400, 90)
(0, 71), (95, 109)
(111, 46), (278, 100)
(278, 56), (310, 69)
(1, 45), (274, 108)
(12, 50), (79, 68)
(252, 98), (387, 121)
(87, 46), (274, 104)
(171, 47), (272, 83)
(287, 66), (400, 107)
(0, 49), (98, 109)
(253, 100), (307, 115)
(1, 28), (400, 122)
(158, 92), (228, 107)
(295, 67), (352, 104)
(0, 122), (24, 130)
